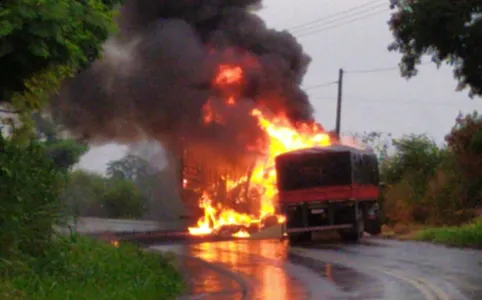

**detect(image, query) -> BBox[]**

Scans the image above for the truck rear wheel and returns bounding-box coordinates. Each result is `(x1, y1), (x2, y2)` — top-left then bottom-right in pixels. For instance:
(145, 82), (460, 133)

(365, 217), (381, 235)
(339, 209), (364, 243)
(365, 204), (382, 235)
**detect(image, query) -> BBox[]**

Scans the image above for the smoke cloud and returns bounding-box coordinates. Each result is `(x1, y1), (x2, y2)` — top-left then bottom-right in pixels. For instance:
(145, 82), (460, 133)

(50, 0), (314, 168)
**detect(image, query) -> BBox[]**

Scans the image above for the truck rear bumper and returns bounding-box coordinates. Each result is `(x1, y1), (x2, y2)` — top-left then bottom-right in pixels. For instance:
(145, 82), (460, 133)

(285, 224), (353, 234)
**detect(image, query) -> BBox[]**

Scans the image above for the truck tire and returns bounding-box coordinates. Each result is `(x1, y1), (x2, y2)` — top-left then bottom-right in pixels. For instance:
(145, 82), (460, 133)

(365, 217), (382, 235)
(339, 209), (364, 243)
(365, 203), (382, 235)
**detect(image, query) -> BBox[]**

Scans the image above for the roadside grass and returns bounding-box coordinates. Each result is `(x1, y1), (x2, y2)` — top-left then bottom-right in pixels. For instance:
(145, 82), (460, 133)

(380, 223), (430, 240)
(413, 219), (482, 248)
(0, 236), (184, 300)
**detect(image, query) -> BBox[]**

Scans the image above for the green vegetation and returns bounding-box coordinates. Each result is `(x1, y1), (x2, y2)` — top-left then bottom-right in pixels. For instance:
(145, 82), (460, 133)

(389, 0), (482, 97)
(0, 136), (65, 258)
(0, 134), (183, 299)
(44, 138), (89, 170)
(0, 236), (183, 300)
(0, 0), (123, 107)
(414, 219), (482, 248)
(376, 111), (482, 247)
(1, 0), (124, 141)
(62, 170), (145, 219)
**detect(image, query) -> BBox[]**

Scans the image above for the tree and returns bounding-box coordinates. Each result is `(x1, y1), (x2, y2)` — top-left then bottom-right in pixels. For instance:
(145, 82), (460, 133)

(44, 139), (88, 170)
(0, 0), (123, 110)
(61, 170), (144, 219)
(106, 154), (159, 217)
(380, 134), (447, 223)
(106, 154), (150, 181)
(388, 0), (482, 96)
(101, 177), (144, 219)
(30, 113), (89, 170)
(445, 111), (482, 207)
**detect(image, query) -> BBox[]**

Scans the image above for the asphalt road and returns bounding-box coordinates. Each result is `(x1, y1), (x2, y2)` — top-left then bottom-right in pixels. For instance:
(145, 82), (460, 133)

(66, 218), (482, 299)
(150, 238), (482, 300)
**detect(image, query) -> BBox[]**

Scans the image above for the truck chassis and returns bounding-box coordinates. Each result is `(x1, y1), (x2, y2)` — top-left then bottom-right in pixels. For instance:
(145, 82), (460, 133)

(281, 199), (381, 244)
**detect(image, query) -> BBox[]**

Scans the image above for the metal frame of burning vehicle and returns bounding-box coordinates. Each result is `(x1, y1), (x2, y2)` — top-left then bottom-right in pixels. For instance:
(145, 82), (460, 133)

(179, 143), (272, 236)
(275, 144), (382, 244)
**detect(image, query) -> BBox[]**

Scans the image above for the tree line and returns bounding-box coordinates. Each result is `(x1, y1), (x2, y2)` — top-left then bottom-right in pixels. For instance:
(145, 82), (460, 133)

(365, 112), (482, 226)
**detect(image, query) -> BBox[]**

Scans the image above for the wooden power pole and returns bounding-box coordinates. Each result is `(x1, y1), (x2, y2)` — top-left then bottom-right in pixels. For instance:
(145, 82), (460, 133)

(335, 68), (344, 137)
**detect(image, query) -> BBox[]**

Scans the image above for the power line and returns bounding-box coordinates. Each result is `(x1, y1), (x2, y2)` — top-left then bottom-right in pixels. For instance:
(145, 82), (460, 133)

(345, 62), (432, 74)
(289, 0), (386, 32)
(308, 95), (471, 107)
(345, 98), (470, 107)
(345, 66), (400, 74)
(303, 80), (338, 91)
(295, 8), (389, 38)
(310, 96), (337, 101)
(291, 1), (388, 35)
(302, 61), (427, 92)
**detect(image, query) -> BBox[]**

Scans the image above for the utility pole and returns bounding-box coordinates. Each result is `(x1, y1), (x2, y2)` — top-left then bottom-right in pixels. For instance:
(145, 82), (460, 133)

(335, 68), (344, 137)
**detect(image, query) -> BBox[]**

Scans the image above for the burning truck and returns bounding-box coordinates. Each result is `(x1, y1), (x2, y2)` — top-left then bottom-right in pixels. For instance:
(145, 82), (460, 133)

(275, 145), (382, 244)
(49, 0), (382, 243)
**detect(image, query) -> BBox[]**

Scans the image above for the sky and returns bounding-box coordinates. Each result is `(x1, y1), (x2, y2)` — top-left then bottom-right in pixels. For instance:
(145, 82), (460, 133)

(78, 0), (481, 173)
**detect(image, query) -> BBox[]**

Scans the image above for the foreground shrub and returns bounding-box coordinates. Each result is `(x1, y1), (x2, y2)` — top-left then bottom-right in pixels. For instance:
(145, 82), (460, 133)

(0, 236), (184, 300)
(0, 136), (65, 259)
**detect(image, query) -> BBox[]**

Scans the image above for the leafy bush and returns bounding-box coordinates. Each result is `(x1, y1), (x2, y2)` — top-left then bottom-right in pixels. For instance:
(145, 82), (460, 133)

(0, 135), (65, 259)
(61, 170), (106, 217)
(102, 177), (144, 218)
(0, 236), (184, 300)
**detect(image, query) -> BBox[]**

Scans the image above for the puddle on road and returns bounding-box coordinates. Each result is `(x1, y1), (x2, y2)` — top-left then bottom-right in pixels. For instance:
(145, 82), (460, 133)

(288, 252), (385, 299)
(155, 239), (389, 299)
(179, 260), (244, 300)
(184, 240), (308, 300)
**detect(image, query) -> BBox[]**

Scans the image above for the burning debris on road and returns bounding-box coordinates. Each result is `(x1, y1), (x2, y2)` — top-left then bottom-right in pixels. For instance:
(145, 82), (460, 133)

(50, 0), (341, 239)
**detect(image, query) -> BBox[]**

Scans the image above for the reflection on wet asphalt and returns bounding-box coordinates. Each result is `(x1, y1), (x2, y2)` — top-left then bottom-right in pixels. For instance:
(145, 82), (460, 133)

(178, 257), (243, 300)
(151, 238), (482, 300)
(177, 240), (308, 300)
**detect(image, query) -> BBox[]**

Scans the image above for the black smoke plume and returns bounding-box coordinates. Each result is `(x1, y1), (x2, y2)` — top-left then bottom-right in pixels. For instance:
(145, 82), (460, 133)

(50, 0), (314, 170)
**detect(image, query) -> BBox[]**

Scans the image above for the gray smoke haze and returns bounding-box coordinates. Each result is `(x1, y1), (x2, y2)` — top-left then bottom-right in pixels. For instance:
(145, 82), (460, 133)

(50, 0), (314, 169)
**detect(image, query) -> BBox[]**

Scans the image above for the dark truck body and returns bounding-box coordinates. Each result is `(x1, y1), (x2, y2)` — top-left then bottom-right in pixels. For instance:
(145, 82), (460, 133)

(275, 145), (382, 244)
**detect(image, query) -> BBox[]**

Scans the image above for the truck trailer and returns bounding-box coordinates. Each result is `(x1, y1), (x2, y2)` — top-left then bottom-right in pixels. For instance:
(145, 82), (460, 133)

(178, 143), (260, 226)
(275, 144), (382, 244)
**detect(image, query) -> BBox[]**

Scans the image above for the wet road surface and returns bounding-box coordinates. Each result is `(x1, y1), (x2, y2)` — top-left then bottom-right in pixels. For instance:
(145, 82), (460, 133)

(150, 238), (482, 300)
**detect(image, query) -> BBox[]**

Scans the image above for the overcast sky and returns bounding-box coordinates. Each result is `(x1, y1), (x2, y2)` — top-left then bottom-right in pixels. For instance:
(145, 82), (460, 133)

(78, 0), (481, 173)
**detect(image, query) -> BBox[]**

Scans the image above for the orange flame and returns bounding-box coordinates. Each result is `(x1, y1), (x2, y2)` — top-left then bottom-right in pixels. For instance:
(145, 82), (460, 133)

(189, 64), (331, 237)
(232, 229), (250, 238)
(214, 65), (243, 86)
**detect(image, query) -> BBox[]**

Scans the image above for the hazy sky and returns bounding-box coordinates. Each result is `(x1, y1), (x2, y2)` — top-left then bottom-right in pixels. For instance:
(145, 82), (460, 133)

(78, 0), (481, 173)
